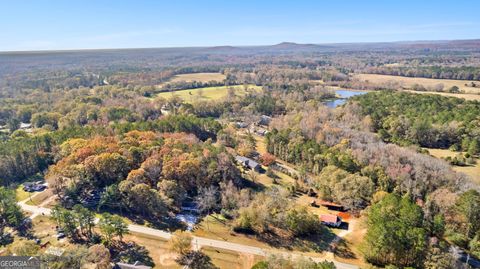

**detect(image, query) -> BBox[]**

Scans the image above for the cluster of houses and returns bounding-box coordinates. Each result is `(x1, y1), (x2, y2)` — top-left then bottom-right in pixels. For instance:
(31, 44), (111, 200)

(0, 122), (33, 134)
(234, 115), (347, 229)
(235, 114), (271, 137)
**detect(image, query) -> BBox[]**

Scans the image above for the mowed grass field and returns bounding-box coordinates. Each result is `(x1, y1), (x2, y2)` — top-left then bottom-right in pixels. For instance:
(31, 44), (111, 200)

(169, 72), (226, 83)
(354, 73), (480, 100)
(426, 148), (480, 184)
(156, 85), (262, 102)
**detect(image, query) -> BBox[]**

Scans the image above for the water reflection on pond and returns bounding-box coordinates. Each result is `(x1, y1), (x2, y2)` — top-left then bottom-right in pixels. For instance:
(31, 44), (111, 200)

(324, 90), (368, 108)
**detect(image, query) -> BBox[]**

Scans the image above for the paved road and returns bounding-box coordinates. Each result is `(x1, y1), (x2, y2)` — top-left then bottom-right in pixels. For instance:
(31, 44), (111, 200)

(18, 198), (358, 269)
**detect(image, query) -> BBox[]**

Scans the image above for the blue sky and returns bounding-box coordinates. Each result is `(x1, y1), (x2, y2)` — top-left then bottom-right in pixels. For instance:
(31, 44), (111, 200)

(1, 0), (479, 51)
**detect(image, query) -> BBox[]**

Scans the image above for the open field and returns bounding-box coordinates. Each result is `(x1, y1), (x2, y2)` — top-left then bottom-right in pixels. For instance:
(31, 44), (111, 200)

(295, 194), (333, 217)
(405, 90), (480, 101)
(169, 72), (226, 83)
(426, 148), (480, 184)
(354, 73), (480, 100)
(156, 85), (262, 102)
(455, 165), (480, 184)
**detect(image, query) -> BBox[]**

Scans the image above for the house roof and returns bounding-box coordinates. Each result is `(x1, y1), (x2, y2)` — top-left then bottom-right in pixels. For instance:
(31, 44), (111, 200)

(319, 200), (343, 208)
(20, 122), (32, 129)
(320, 214), (340, 223)
(235, 156), (259, 168)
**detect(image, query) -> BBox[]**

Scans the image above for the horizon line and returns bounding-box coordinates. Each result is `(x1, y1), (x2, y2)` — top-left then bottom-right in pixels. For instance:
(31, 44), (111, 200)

(1, 38), (479, 54)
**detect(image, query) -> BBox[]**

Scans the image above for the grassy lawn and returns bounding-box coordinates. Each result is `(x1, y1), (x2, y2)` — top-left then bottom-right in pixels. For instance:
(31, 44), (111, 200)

(295, 194), (331, 217)
(169, 72), (226, 83)
(124, 232), (179, 269)
(354, 73), (480, 100)
(425, 148), (480, 184)
(252, 170), (296, 188)
(203, 246), (263, 269)
(156, 85), (262, 102)
(454, 164), (480, 184)
(125, 231), (263, 269)
(94, 212), (133, 225)
(15, 185), (31, 201)
(253, 135), (268, 155)
(31, 215), (73, 251)
(193, 215), (272, 250)
(333, 216), (368, 267)
(193, 214), (334, 256)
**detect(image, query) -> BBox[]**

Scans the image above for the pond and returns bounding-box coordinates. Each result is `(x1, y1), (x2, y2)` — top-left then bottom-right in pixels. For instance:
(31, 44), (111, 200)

(323, 90), (368, 108)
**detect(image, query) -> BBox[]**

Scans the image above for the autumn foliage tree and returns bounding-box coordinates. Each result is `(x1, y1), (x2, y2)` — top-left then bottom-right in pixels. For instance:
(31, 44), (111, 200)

(260, 153), (276, 166)
(47, 131), (242, 224)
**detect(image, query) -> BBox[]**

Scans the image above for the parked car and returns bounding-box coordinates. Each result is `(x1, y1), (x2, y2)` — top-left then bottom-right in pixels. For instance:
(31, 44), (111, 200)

(56, 233), (65, 239)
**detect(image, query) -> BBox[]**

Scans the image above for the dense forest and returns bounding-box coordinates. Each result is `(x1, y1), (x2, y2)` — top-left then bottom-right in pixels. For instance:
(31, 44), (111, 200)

(352, 91), (480, 151)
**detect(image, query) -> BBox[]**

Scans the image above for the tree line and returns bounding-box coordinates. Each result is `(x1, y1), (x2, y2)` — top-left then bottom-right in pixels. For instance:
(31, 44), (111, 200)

(352, 90), (480, 153)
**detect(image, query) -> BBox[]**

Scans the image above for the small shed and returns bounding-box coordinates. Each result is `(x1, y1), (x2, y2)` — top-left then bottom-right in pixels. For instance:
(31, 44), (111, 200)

(319, 200), (344, 211)
(320, 214), (342, 228)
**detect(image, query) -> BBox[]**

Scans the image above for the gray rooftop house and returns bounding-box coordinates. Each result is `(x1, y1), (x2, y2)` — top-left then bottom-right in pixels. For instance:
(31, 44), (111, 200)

(235, 156), (261, 172)
(258, 115), (272, 126)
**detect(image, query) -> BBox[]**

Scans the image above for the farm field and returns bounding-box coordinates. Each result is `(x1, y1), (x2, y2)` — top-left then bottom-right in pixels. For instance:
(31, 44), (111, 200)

(169, 72), (226, 83)
(156, 85), (262, 102)
(354, 73), (480, 100)
(405, 90), (480, 101)
(426, 148), (480, 184)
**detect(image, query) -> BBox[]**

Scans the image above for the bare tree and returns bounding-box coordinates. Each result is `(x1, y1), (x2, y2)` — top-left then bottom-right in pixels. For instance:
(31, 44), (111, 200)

(196, 186), (219, 231)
